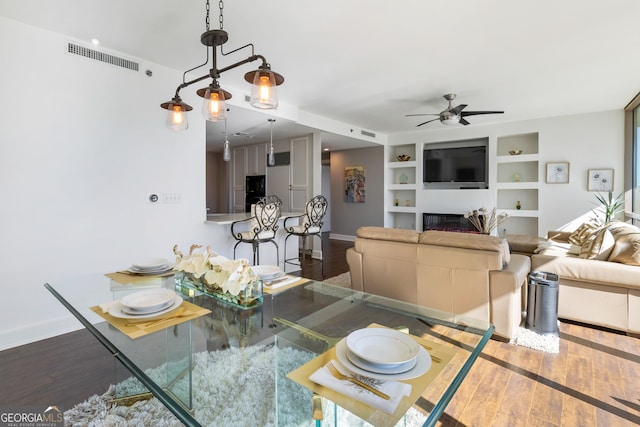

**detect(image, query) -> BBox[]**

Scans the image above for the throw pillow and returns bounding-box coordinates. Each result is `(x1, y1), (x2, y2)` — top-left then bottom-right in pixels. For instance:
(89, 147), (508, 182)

(568, 221), (599, 246)
(579, 228), (614, 260)
(607, 233), (640, 266)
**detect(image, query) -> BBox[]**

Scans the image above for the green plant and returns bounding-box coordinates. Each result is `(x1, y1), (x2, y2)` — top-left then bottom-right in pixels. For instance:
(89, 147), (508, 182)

(593, 192), (624, 224)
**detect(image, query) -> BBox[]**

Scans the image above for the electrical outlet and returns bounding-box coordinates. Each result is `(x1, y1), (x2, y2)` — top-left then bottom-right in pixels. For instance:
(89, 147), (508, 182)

(163, 193), (181, 203)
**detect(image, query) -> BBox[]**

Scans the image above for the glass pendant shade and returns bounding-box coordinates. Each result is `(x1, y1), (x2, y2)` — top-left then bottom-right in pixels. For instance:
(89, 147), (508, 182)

(268, 146), (275, 166)
(200, 88), (228, 122)
(223, 140), (231, 162)
(167, 105), (189, 131)
(249, 71), (278, 109)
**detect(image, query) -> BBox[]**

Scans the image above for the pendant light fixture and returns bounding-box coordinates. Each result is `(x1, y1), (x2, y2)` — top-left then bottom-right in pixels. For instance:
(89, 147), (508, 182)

(223, 119), (231, 162)
(160, 0), (285, 130)
(268, 118), (276, 166)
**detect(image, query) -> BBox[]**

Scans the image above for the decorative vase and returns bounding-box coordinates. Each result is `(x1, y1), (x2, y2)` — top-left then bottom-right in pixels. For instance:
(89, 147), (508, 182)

(174, 271), (263, 309)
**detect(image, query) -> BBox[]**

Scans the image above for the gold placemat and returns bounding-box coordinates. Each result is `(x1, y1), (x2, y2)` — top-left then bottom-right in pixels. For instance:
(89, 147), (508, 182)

(90, 300), (210, 339)
(263, 277), (311, 294)
(106, 271), (175, 285)
(286, 324), (456, 427)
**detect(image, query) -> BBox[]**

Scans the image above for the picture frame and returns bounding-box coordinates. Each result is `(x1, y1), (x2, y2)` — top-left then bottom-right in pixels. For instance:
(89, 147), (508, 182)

(588, 169), (613, 192)
(546, 162), (570, 184)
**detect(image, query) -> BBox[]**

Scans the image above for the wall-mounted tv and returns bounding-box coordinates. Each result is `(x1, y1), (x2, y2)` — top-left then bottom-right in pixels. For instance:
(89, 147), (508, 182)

(423, 138), (488, 189)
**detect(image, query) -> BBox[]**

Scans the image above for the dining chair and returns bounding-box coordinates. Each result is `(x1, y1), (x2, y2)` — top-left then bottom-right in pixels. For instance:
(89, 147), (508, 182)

(283, 195), (328, 277)
(231, 200), (281, 266)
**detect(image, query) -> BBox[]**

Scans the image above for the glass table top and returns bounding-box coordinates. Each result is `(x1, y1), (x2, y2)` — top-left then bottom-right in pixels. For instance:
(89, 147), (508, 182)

(45, 275), (493, 426)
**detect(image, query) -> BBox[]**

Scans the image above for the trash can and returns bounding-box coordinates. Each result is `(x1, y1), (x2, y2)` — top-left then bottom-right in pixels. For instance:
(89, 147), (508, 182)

(526, 271), (559, 336)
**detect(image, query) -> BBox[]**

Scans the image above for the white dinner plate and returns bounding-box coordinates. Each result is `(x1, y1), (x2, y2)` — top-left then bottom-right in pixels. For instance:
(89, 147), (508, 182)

(251, 265), (282, 279)
(346, 348), (417, 374)
(109, 295), (183, 319)
(121, 298), (175, 315)
(346, 328), (420, 367)
(127, 265), (173, 275)
(335, 338), (431, 381)
(120, 289), (176, 312)
(131, 258), (170, 270)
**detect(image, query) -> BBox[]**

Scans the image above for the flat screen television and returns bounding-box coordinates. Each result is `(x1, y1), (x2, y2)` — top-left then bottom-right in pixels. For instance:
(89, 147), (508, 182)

(423, 141), (488, 189)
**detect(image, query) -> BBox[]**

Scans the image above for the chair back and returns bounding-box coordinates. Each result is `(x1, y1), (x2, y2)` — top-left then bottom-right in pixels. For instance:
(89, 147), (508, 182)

(254, 200), (281, 235)
(261, 194), (283, 207)
(303, 195), (328, 231)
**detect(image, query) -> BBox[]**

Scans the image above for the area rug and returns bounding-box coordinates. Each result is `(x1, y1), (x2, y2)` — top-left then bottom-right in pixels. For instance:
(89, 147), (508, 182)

(64, 344), (427, 426)
(509, 326), (560, 353)
(322, 271), (351, 288)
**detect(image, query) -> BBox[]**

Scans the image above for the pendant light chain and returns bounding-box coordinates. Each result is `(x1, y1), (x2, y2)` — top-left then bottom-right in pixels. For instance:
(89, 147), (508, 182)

(219, 0), (224, 30)
(205, 0), (210, 31)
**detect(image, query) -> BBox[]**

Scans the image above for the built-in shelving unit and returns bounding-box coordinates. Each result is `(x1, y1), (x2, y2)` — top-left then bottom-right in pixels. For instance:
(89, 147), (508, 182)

(496, 132), (540, 236)
(386, 144), (417, 229)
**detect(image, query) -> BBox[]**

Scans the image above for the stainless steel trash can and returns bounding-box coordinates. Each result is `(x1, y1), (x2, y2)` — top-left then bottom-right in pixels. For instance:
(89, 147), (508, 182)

(526, 271), (559, 336)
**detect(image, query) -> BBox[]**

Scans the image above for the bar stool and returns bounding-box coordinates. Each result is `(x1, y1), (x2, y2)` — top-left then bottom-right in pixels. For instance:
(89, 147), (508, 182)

(231, 200), (281, 266)
(283, 195), (328, 277)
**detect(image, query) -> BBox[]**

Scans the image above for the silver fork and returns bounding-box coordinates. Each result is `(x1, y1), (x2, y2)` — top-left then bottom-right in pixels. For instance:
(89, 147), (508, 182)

(326, 361), (390, 400)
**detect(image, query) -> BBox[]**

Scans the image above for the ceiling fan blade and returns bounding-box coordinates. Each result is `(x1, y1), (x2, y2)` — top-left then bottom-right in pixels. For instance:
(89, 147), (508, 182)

(416, 118), (441, 127)
(460, 110), (504, 117)
(448, 104), (468, 115)
(459, 118), (471, 125)
(405, 113), (439, 117)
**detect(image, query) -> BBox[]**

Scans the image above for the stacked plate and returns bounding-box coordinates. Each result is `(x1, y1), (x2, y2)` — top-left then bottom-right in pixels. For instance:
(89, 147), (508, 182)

(251, 265), (285, 281)
(109, 289), (183, 319)
(127, 258), (173, 275)
(335, 328), (432, 380)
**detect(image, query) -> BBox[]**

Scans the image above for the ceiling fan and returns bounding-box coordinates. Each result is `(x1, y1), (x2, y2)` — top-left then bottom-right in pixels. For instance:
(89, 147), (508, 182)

(406, 93), (504, 127)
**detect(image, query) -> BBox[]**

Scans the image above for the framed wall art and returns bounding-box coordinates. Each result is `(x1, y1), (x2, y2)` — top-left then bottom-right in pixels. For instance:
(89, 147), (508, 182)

(344, 165), (365, 203)
(546, 162), (570, 184)
(588, 169), (613, 192)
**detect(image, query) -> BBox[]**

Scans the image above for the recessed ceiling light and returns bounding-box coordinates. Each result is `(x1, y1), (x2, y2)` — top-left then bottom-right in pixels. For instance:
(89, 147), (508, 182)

(91, 38), (100, 46)
(323, 148), (330, 151)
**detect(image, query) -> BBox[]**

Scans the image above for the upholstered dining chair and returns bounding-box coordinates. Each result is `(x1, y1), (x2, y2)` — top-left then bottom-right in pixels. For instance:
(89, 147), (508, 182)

(283, 195), (328, 277)
(260, 194), (283, 206)
(231, 199), (281, 266)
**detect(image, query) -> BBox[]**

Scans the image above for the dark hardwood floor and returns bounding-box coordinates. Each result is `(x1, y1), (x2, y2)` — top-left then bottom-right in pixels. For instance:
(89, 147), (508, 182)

(2, 234), (639, 426)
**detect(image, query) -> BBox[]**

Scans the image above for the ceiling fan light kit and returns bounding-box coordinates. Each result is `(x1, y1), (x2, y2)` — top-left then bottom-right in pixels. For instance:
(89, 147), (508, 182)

(160, 0), (284, 130)
(406, 93), (503, 127)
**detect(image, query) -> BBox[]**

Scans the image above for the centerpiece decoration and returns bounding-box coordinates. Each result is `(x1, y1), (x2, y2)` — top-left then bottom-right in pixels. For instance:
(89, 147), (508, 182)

(464, 207), (509, 235)
(172, 244), (262, 309)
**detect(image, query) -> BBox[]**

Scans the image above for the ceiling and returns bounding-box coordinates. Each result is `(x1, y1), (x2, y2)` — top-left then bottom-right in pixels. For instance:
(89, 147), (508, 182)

(3, 0), (640, 152)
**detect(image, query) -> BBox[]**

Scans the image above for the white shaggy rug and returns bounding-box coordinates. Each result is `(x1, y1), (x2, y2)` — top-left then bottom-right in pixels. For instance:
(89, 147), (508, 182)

(65, 344), (427, 426)
(322, 271), (352, 288)
(509, 326), (560, 353)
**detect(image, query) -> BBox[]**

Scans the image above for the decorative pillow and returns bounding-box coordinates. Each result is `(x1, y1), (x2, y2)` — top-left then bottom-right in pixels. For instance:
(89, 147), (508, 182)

(568, 221), (599, 246)
(606, 221), (640, 238)
(607, 233), (640, 266)
(579, 228), (614, 260)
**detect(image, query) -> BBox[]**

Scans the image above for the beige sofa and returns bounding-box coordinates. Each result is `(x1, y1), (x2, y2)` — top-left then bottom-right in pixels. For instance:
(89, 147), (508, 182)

(531, 221), (640, 334)
(346, 227), (531, 340)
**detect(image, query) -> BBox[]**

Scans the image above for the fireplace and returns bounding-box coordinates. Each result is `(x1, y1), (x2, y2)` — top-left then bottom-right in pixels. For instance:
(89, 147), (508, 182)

(423, 213), (478, 233)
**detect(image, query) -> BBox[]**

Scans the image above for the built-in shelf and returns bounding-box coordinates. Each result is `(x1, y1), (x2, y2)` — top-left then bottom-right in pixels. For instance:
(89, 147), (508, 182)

(496, 132), (540, 236)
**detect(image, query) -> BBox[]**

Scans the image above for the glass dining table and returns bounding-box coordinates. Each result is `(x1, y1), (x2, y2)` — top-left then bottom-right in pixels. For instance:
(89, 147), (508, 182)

(44, 274), (493, 427)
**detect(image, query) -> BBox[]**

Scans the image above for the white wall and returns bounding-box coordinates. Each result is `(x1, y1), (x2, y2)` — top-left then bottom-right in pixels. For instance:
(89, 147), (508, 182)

(0, 17), (215, 350)
(389, 110), (625, 236)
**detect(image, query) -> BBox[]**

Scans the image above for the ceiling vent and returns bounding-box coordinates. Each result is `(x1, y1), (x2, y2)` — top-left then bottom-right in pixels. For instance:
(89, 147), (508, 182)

(67, 42), (139, 72)
(361, 130), (376, 138)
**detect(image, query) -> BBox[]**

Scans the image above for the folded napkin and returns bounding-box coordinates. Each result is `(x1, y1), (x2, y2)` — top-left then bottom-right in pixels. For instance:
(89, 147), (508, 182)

(309, 360), (411, 414)
(98, 300), (119, 314)
(262, 275), (301, 289)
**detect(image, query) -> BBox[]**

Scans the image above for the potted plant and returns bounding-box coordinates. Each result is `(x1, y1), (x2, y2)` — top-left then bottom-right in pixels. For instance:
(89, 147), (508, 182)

(593, 192), (624, 224)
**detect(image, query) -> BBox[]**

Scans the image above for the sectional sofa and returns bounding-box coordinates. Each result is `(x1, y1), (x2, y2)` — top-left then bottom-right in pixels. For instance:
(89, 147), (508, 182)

(346, 227), (531, 340)
(531, 221), (640, 334)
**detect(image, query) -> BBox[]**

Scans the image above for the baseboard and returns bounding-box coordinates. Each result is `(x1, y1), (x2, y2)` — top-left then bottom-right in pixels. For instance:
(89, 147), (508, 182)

(0, 315), (82, 351)
(329, 233), (355, 242)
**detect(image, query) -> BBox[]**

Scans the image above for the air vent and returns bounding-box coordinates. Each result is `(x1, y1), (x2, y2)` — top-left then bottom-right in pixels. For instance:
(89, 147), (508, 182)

(361, 130), (376, 138)
(67, 43), (139, 72)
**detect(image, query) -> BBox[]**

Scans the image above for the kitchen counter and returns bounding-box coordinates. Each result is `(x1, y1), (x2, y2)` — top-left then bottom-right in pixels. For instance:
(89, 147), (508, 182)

(204, 212), (304, 268)
(206, 212), (303, 225)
